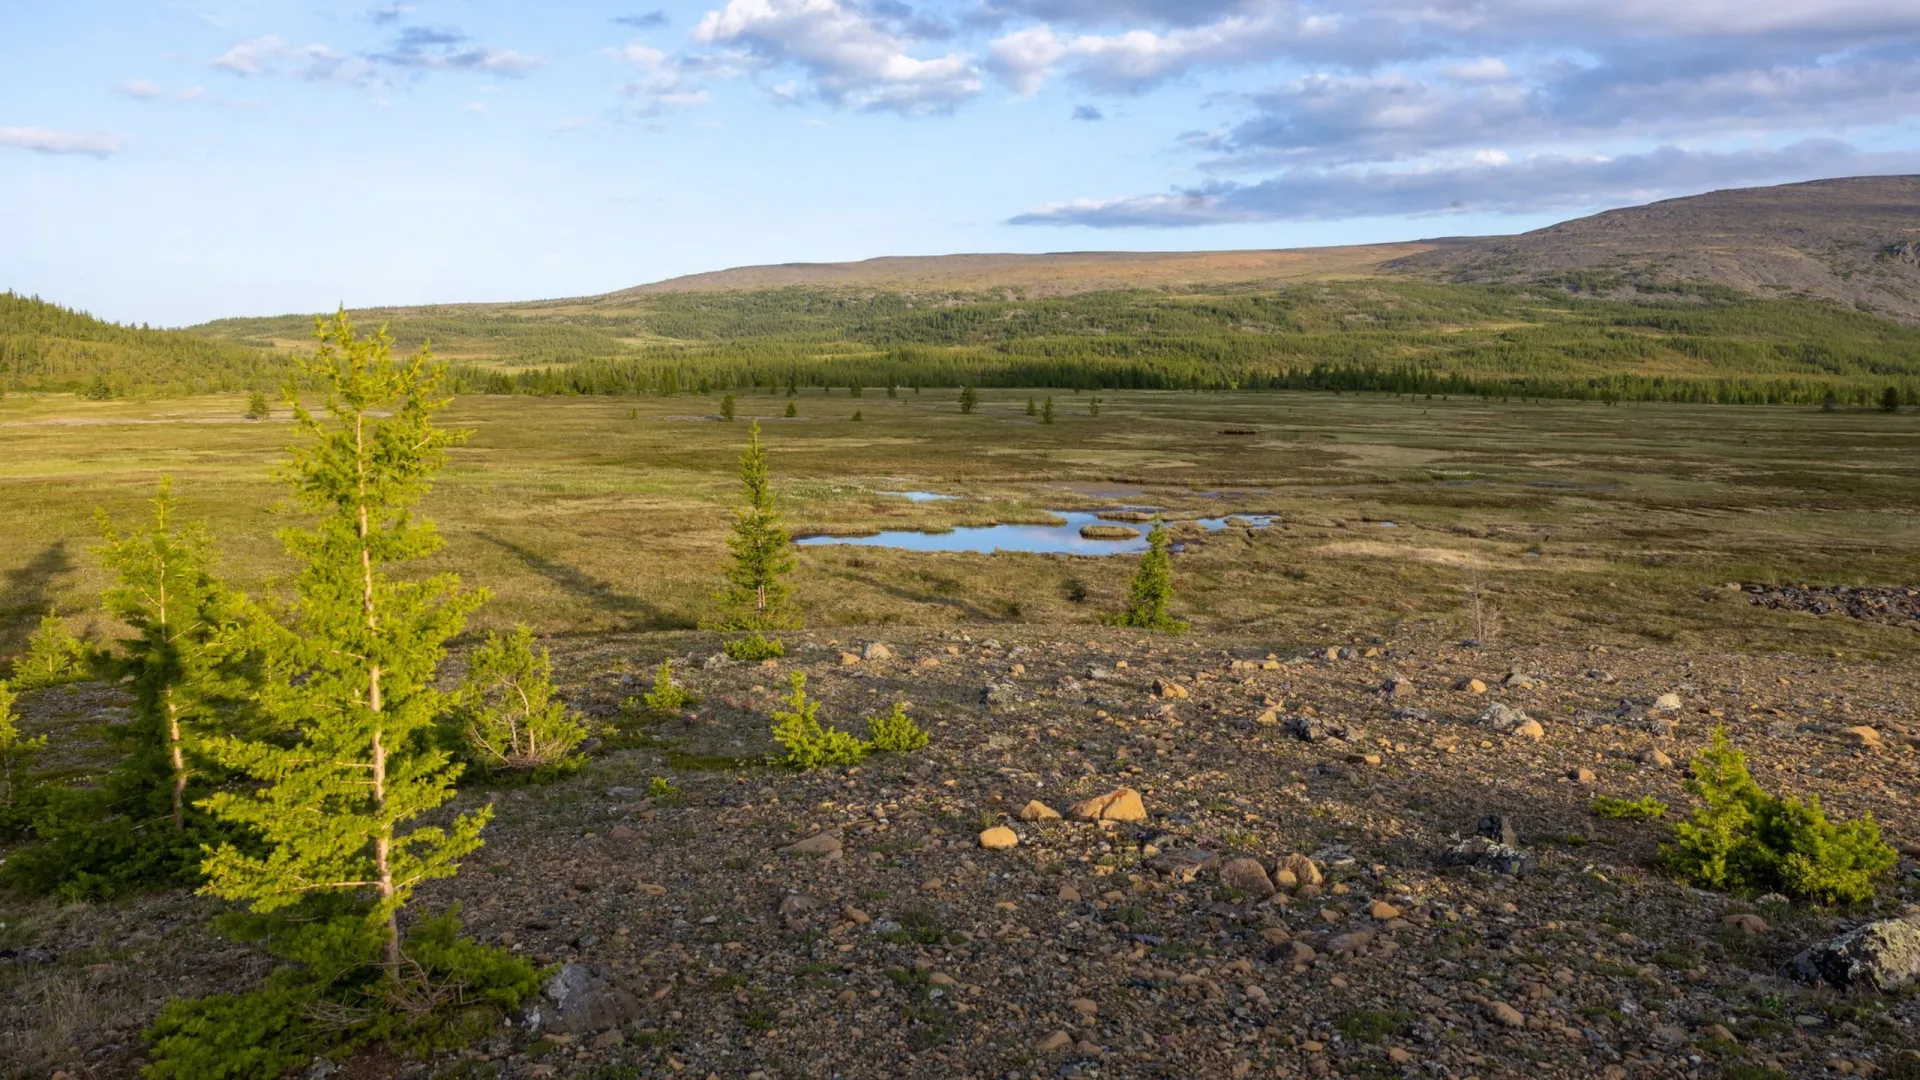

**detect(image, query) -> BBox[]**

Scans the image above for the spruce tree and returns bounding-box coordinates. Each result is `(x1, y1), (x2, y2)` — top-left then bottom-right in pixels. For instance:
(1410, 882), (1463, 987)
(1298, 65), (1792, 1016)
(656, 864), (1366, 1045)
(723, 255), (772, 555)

(720, 393), (736, 422)
(960, 386), (978, 414)
(96, 479), (250, 831)
(199, 310), (488, 975)
(1026, 396), (1036, 416)
(0, 679), (46, 815)
(1089, 395), (1101, 416)
(245, 390), (271, 420)
(1042, 396), (1056, 424)
(785, 401), (798, 417)
(1112, 522), (1188, 633)
(12, 611), (89, 689)
(717, 421), (798, 631)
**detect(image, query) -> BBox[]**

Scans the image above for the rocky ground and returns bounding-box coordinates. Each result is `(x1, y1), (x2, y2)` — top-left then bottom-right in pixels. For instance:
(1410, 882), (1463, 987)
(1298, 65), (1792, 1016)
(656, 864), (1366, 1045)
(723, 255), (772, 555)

(1741, 585), (1920, 629)
(6, 628), (1920, 1080)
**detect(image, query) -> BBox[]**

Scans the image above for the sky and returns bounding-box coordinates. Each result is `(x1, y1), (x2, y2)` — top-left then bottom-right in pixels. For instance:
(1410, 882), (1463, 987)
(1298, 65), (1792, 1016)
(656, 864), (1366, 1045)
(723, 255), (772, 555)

(4, 1), (1919, 326)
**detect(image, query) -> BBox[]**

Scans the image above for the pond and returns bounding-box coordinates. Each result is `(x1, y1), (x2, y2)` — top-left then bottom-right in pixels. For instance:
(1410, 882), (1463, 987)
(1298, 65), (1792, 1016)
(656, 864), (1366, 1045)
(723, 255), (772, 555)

(797, 509), (1274, 556)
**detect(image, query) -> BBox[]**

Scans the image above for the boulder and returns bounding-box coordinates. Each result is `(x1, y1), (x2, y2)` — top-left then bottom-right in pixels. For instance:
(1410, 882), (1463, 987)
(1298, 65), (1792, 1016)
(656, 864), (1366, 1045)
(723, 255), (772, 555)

(1152, 678), (1190, 700)
(1149, 848), (1220, 882)
(782, 832), (843, 857)
(978, 826), (1020, 850)
(524, 963), (642, 1034)
(1787, 915), (1920, 992)
(862, 642), (893, 661)
(1273, 853), (1323, 888)
(1019, 799), (1061, 822)
(1218, 858), (1276, 896)
(1480, 703), (1531, 734)
(1069, 787), (1148, 823)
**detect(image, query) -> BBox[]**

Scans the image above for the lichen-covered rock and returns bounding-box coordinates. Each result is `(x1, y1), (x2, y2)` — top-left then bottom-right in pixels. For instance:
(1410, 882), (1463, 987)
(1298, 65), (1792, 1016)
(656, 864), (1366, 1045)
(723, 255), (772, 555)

(524, 963), (642, 1034)
(1786, 915), (1920, 991)
(1069, 787), (1147, 823)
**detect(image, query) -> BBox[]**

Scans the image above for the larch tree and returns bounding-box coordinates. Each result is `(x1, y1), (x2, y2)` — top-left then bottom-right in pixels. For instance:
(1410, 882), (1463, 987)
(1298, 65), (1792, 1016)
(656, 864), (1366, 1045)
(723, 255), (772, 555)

(959, 385), (978, 414)
(95, 478), (250, 832)
(199, 310), (488, 976)
(717, 421), (797, 631)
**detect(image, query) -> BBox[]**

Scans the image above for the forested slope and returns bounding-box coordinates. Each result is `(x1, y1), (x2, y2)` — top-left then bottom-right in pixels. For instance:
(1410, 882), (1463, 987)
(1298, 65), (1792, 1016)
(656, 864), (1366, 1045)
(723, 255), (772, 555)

(1, 292), (286, 397)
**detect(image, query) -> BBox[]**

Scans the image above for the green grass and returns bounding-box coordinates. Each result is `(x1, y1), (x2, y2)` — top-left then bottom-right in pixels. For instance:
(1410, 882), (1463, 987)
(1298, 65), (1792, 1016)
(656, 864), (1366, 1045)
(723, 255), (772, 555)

(2, 387), (1918, 671)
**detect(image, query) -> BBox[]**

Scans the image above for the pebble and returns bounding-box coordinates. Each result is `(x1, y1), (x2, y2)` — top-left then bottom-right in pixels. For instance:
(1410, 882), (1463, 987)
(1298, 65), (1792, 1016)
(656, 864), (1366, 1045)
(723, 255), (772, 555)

(978, 826), (1019, 850)
(1488, 1002), (1525, 1028)
(1019, 800), (1061, 822)
(782, 832), (844, 857)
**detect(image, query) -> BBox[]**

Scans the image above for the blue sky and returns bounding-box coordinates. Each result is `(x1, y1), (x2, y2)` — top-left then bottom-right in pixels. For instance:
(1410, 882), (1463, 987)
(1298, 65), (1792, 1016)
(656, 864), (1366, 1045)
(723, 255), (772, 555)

(5, 0), (1919, 325)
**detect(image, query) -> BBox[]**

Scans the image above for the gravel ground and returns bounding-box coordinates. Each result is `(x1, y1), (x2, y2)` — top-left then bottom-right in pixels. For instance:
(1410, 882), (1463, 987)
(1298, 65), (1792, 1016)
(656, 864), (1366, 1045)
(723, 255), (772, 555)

(6, 628), (1919, 1080)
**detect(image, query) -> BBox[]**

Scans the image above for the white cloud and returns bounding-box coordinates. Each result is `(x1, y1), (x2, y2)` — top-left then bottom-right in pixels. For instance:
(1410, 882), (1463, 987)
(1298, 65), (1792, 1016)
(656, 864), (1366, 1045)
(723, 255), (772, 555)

(1009, 140), (1920, 225)
(614, 38), (713, 116)
(694, 0), (981, 114)
(464, 101), (488, 113)
(115, 79), (165, 100)
(0, 126), (125, 158)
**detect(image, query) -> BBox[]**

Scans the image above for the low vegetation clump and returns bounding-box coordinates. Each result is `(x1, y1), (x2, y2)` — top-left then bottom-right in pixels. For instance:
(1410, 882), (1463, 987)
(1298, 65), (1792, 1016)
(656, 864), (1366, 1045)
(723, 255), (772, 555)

(1592, 795), (1669, 821)
(1662, 728), (1897, 905)
(866, 701), (929, 753)
(769, 671), (866, 769)
(642, 659), (697, 715)
(11, 611), (91, 689)
(724, 633), (786, 661)
(453, 625), (589, 778)
(245, 389), (271, 420)
(1111, 523), (1188, 633)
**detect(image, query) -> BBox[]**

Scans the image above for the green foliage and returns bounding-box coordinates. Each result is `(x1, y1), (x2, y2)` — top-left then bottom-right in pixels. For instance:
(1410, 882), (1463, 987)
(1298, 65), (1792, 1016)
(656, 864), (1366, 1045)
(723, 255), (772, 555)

(1592, 794), (1669, 821)
(0, 679), (47, 818)
(648, 775), (682, 802)
(1885, 385), (1902, 412)
(866, 701), (928, 753)
(724, 633), (786, 661)
(851, 409), (863, 421)
(245, 390), (271, 420)
(1111, 523), (1188, 633)
(11, 610), (90, 689)
(199, 310), (490, 972)
(453, 626), (588, 776)
(1088, 394), (1101, 416)
(784, 401), (797, 417)
(642, 659), (696, 715)
(714, 422), (798, 632)
(769, 671), (866, 769)
(720, 393), (736, 421)
(145, 906), (539, 1080)
(1041, 396), (1055, 424)
(1662, 728), (1897, 905)
(1025, 396), (1036, 416)
(958, 385), (978, 413)
(1, 291), (289, 397)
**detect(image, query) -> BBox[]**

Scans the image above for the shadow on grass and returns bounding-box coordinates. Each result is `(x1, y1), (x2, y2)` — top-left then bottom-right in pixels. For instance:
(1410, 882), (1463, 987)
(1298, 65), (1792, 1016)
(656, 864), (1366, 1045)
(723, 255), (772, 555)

(1, 540), (74, 656)
(476, 532), (692, 632)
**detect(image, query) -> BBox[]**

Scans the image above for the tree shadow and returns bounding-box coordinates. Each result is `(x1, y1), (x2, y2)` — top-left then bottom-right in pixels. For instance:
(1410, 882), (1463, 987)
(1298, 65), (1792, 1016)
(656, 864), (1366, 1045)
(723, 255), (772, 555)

(1, 540), (74, 656)
(475, 532), (689, 631)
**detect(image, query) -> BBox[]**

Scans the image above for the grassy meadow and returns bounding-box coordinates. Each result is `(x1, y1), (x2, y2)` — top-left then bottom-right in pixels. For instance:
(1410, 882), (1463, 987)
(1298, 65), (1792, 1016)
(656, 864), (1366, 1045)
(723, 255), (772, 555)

(4, 385), (1918, 665)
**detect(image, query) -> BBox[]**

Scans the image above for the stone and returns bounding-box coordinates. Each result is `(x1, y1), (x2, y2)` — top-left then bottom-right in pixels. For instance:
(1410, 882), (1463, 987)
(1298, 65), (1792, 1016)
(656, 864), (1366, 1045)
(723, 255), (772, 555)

(1254, 708), (1280, 726)
(1153, 678), (1190, 700)
(1478, 814), (1519, 847)
(862, 642), (892, 661)
(525, 964), (642, 1034)
(1069, 997), (1099, 1016)
(1058, 885), (1081, 902)
(1639, 748), (1675, 768)
(838, 651), (861, 666)
(1487, 1002), (1525, 1028)
(701, 652), (730, 670)
(1369, 901), (1403, 920)
(1270, 868), (1298, 890)
(1383, 676), (1413, 695)
(981, 683), (1020, 707)
(782, 832), (843, 857)
(1069, 787), (1148, 823)
(1480, 702), (1531, 734)
(1722, 913), (1769, 935)
(1442, 836), (1535, 876)
(777, 894), (819, 916)
(1787, 915), (1920, 991)
(1569, 767), (1596, 784)
(979, 826), (1019, 850)
(1512, 719), (1545, 739)
(1702, 1023), (1738, 1044)
(1219, 858), (1276, 896)
(1038, 1031), (1073, 1053)
(1651, 692), (1684, 713)
(1274, 853), (1323, 888)
(1841, 725), (1884, 750)
(1019, 799), (1061, 822)
(1149, 848), (1221, 882)
(1457, 677), (1487, 694)
(0, 946), (57, 967)
(1503, 671), (1537, 688)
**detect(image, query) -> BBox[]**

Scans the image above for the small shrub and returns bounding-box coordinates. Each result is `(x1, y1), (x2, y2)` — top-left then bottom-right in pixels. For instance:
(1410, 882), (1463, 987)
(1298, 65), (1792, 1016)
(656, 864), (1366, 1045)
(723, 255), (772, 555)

(1592, 795), (1669, 821)
(244, 390), (271, 420)
(454, 626), (588, 776)
(11, 611), (89, 689)
(642, 660), (696, 715)
(648, 776), (683, 804)
(867, 701), (928, 753)
(724, 634), (785, 661)
(1662, 727), (1896, 905)
(769, 672), (866, 769)
(720, 393), (736, 421)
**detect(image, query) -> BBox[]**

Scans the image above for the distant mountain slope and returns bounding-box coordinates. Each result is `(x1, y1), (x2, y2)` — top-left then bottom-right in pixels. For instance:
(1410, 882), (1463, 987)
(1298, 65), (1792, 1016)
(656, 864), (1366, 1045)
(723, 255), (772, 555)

(1386, 176), (1920, 318)
(609, 243), (1434, 298)
(1, 292), (284, 397)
